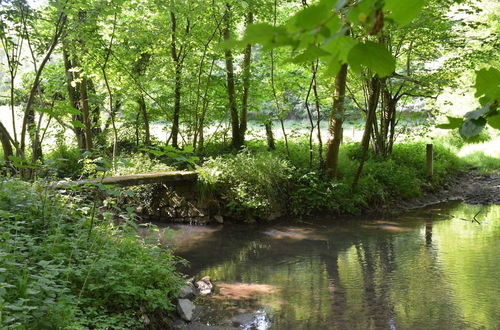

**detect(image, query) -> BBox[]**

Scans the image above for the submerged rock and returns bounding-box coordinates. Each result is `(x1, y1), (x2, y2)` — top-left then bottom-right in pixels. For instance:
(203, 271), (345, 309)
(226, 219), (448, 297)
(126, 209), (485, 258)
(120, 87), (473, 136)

(177, 298), (196, 321)
(195, 276), (213, 296)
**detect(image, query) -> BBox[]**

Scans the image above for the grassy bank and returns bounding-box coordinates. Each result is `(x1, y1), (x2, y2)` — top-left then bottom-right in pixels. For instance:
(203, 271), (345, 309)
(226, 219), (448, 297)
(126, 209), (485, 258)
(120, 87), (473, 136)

(0, 180), (183, 329)
(197, 140), (465, 220)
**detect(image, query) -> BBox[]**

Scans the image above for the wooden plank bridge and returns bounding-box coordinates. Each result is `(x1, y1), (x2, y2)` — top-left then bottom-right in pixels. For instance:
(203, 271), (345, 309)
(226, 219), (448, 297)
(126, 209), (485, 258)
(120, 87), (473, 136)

(53, 171), (198, 188)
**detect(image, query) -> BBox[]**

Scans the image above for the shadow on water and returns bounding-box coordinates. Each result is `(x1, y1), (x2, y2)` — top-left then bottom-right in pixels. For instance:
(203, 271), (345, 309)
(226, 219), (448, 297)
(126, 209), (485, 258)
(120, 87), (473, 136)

(147, 202), (500, 329)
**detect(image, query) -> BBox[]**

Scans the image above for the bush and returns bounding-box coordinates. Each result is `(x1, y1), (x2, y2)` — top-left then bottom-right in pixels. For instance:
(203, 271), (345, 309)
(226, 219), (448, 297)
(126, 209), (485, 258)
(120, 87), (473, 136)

(44, 144), (84, 179)
(0, 180), (183, 329)
(197, 150), (293, 220)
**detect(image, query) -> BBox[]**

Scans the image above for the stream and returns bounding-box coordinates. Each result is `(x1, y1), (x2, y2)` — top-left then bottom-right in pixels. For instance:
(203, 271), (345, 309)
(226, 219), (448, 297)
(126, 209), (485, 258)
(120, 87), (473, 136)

(151, 202), (500, 329)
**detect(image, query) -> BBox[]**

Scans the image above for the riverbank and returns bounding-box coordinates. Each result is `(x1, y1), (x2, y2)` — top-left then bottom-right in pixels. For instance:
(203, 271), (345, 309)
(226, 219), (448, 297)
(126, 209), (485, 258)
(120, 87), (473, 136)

(394, 170), (500, 212)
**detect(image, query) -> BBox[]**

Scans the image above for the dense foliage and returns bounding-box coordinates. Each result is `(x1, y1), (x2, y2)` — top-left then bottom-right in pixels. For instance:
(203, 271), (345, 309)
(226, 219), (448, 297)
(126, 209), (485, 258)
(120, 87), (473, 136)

(0, 0), (498, 327)
(0, 180), (183, 329)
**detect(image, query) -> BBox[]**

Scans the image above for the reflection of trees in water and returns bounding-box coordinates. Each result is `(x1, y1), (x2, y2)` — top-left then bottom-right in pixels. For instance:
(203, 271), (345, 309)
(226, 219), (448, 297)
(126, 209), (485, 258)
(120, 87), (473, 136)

(170, 205), (500, 328)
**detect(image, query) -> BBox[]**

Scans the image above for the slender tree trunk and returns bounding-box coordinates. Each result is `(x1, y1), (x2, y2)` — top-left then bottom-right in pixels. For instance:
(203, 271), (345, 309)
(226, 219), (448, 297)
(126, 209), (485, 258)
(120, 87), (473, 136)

(0, 122), (14, 162)
(239, 11), (253, 144)
(352, 76), (381, 190)
(325, 63), (348, 179)
(79, 77), (94, 151)
(223, 4), (241, 149)
(27, 109), (43, 163)
(312, 61), (324, 167)
(265, 120), (275, 151)
(169, 9), (185, 149)
(172, 64), (182, 148)
(20, 12), (66, 156)
(197, 59), (216, 153)
(138, 95), (151, 146)
(62, 46), (86, 150)
(305, 64), (315, 168)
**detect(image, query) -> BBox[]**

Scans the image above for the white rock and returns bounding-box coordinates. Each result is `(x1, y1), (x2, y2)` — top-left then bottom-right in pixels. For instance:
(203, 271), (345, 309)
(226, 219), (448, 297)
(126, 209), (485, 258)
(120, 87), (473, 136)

(195, 276), (213, 296)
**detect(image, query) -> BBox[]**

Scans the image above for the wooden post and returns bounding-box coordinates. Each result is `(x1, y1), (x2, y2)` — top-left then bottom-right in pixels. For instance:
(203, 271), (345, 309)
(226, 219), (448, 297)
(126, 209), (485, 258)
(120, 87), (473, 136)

(426, 144), (433, 179)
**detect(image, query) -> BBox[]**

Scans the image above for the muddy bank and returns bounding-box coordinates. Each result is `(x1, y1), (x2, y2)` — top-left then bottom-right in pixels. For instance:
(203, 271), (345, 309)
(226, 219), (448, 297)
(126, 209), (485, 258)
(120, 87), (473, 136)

(394, 171), (500, 212)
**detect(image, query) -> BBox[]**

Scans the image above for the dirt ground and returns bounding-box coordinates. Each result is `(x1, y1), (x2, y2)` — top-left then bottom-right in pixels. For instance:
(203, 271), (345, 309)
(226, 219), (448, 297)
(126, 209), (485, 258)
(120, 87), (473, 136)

(395, 171), (500, 211)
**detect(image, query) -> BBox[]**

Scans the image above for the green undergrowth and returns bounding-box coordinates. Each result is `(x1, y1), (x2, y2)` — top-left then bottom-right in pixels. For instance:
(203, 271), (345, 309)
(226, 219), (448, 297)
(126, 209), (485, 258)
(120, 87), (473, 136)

(198, 141), (464, 219)
(0, 180), (183, 329)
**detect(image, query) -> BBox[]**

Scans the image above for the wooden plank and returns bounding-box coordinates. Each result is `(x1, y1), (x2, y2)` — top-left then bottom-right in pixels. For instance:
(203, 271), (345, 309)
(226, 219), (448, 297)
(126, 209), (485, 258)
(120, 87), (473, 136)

(52, 171), (198, 188)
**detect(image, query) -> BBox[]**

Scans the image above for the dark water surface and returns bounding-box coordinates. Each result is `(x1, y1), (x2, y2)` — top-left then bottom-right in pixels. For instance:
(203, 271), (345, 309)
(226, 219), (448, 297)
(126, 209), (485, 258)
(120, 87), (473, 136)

(154, 202), (500, 329)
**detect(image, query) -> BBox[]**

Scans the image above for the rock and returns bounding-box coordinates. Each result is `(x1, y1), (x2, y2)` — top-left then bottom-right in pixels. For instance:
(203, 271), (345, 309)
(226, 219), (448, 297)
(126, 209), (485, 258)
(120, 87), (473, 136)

(195, 276), (213, 296)
(231, 313), (255, 327)
(177, 299), (196, 322)
(214, 215), (224, 224)
(170, 318), (187, 329)
(178, 283), (197, 300)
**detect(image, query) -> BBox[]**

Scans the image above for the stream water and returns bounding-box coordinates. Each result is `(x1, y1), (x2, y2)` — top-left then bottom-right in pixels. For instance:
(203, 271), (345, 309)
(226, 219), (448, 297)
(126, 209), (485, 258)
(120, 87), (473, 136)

(152, 202), (500, 329)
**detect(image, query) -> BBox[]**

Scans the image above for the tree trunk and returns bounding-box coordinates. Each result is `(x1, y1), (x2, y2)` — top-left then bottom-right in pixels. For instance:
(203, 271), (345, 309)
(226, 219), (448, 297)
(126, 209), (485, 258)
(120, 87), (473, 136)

(352, 76), (381, 191)
(138, 95), (151, 146)
(265, 120), (275, 151)
(223, 4), (241, 149)
(325, 63), (348, 179)
(171, 64), (182, 148)
(0, 121), (14, 162)
(239, 11), (253, 145)
(27, 108), (43, 163)
(20, 12), (66, 156)
(312, 61), (324, 167)
(79, 77), (94, 151)
(62, 46), (87, 150)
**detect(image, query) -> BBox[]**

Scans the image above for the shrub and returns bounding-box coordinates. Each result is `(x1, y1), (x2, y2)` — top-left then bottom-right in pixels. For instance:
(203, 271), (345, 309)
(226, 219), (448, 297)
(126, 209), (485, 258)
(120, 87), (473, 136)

(44, 144), (84, 179)
(197, 150), (293, 220)
(0, 180), (183, 329)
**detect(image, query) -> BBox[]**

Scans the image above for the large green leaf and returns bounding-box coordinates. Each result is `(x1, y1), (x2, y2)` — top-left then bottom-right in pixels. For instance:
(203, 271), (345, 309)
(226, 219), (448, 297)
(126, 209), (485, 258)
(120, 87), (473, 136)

(474, 68), (500, 103)
(290, 45), (330, 63)
(464, 104), (490, 120)
(487, 114), (500, 130)
(322, 36), (358, 76)
(291, 4), (331, 31)
(242, 23), (293, 49)
(384, 0), (425, 25)
(347, 41), (395, 77)
(459, 118), (486, 138)
(436, 116), (463, 129)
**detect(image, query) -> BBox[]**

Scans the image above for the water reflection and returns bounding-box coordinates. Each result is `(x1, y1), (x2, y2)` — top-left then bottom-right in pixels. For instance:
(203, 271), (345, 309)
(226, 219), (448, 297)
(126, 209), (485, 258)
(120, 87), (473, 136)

(158, 202), (500, 329)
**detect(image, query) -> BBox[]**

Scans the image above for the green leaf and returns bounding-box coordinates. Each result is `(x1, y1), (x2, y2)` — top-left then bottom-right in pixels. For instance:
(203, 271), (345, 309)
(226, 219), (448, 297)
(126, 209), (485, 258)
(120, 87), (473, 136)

(348, 41), (395, 77)
(290, 45), (331, 63)
(242, 24), (292, 49)
(384, 0), (425, 25)
(323, 36), (358, 62)
(464, 104), (490, 120)
(292, 4), (331, 31)
(71, 120), (85, 129)
(347, 0), (377, 25)
(436, 116), (463, 129)
(474, 68), (500, 103)
(459, 118), (486, 138)
(322, 36), (358, 76)
(487, 114), (500, 130)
